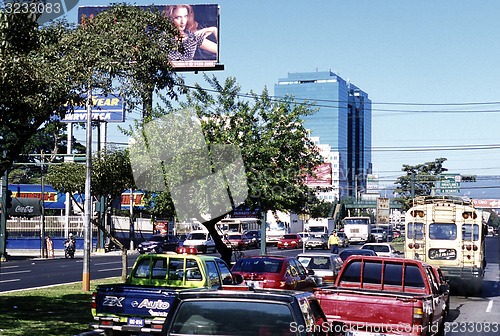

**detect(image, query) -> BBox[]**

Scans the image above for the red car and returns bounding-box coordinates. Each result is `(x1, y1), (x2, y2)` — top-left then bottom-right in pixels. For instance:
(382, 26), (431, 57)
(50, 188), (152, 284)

(231, 255), (316, 291)
(225, 233), (250, 250)
(277, 233), (303, 249)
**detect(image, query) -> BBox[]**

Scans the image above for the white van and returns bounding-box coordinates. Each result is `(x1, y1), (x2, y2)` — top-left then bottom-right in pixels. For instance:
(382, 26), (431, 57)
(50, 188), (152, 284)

(183, 229), (217, 254)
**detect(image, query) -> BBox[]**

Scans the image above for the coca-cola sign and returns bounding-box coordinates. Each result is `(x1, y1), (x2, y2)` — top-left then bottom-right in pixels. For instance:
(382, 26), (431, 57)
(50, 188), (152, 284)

(7, 198), (42, 217)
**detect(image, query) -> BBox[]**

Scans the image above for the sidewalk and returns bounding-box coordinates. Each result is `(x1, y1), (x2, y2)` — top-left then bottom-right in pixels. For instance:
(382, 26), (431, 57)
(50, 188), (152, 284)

(4, 248), (130, 260)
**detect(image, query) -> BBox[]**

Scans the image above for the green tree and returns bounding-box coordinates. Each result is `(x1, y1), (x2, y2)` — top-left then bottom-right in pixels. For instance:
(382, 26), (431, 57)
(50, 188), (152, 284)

(45, 149), (135, 279)
(393, 158), (448, 210)
(131, 76), (323, 265)
(0, 11), (82, 177)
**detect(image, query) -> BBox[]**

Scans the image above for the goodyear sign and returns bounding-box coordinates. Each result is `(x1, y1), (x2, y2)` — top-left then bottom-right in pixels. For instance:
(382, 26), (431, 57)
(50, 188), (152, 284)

(62, 94), (125, 123)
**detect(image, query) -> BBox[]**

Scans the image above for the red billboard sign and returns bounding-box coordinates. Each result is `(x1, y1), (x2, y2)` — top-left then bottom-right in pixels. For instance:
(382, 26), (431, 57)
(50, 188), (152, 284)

(305, 163), (332, 186)
(78, 4), (221, 71)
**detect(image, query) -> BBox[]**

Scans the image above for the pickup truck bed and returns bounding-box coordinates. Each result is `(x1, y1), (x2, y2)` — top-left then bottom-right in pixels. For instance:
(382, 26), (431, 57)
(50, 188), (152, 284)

(314, 256), (448, 336)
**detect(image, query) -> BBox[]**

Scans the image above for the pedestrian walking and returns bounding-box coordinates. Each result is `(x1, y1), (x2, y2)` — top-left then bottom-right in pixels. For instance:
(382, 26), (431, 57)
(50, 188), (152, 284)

(45, 235), (54, 259)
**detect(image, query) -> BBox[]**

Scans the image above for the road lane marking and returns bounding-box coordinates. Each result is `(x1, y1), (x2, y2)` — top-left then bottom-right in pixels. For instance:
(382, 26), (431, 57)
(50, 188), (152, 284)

(98, 267), (132, 272)
(94, 261), (122, 266)
(0, 270), (31, 276)
(486, 299), (493, 313)
(0, 279), (20, 284)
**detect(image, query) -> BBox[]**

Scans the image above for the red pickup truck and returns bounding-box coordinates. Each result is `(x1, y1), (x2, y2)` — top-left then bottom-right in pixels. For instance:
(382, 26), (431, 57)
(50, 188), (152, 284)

(314, 256), (448, 336)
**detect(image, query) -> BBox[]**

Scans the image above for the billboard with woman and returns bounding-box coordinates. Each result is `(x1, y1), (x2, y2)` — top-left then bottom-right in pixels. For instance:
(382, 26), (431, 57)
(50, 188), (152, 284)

(78, 4), (221, 71)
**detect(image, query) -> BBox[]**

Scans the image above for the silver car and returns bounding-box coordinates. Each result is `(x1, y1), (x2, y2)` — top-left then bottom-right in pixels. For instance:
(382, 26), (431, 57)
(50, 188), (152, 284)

(297, 252), (344, 286)
(336, 231), (349, 247)
(304, 234), (328, 250)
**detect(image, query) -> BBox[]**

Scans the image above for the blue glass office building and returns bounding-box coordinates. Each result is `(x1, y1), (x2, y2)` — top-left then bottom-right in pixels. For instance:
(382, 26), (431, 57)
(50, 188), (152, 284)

(274, 71), (372, 199)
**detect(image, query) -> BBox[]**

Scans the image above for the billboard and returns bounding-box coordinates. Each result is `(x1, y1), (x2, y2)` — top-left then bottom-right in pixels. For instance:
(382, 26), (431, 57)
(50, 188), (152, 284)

(305, 163), (332, 186)
(61, 94), (125, 123)
(78, 4), (221, 71)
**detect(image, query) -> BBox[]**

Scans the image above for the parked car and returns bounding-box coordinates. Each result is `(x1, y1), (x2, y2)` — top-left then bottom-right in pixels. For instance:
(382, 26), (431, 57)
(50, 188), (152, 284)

(371, 227), (387, 242)
(277, 233), (303, 249)
(304, 233), (328, 250)
(243, 229), (261, 248)
(361, 242), (401, 258)
(392, 230), (401, 239)
(297, 252), (343, 286)
(336, 231), (349, 247)
(231, 255), (316, 291)
(339, 248), (377, 261)
(225, 233), (250, 250)
(136, 234), (180, 254)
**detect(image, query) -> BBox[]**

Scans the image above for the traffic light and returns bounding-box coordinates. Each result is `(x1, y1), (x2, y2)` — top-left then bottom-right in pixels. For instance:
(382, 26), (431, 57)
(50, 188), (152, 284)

(5, 190), (12, 208)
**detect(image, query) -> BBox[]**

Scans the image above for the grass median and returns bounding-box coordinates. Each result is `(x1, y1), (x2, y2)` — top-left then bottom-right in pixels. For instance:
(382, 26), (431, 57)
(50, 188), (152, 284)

(0, 277), (121, 336)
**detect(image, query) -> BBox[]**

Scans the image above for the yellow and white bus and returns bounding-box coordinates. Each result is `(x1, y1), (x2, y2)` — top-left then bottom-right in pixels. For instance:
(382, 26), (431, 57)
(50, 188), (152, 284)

(404, 196), (487, 294)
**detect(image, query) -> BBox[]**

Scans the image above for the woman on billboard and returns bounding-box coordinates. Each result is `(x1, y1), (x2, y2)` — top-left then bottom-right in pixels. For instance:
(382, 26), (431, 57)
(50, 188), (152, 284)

(166, 4), (218, 61)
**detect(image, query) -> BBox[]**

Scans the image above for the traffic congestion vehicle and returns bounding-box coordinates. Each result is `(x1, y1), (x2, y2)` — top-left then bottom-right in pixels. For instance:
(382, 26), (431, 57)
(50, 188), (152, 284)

(314, 255), (448, 336)
(160, 287), (341, 336)
(404, 195), (487, 294)
(370, 227), (387, 242)
(242, 229), (261, 248)
(304, 233), (328, 250)
(224, 232), (251, 250)
(182, 229), (217, 253)
(338, 248), (376, 261)
(336, 231), (349, 247)
(360, 242), (401, 258)
(277, 233), (304, 249)
(90, 247), (242, 335)
(297, 252), (343, 286)
(231, 255), (316, 291)
(137, 234), (180, 254)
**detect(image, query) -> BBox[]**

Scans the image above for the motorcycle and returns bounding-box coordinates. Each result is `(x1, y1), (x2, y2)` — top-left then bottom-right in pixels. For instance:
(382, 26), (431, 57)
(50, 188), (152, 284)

(64, 240), (76, 258)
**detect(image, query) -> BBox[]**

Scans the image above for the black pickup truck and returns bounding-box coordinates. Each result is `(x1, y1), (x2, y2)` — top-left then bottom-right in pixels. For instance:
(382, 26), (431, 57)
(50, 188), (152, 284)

(160, 287), (344, 335)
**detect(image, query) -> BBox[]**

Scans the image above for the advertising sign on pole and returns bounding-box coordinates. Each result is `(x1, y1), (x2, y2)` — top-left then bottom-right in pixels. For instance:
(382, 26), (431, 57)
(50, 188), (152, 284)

(376, 197), (390, 224)
(78, 4), (222, 72)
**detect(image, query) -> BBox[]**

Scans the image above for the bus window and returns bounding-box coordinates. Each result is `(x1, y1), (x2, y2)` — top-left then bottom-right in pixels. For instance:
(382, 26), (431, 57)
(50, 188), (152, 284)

(429, 223), (457, 240)
(462, 224), (479, 241)
(407, 222), (424, 240)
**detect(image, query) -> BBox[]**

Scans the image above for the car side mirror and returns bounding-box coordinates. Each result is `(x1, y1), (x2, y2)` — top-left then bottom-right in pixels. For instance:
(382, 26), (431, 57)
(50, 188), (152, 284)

(308, 269), (315, 276)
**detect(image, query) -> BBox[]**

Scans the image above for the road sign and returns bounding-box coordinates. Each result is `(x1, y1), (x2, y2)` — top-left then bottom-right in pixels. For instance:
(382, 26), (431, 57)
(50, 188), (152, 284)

(437, 173), (461, 194)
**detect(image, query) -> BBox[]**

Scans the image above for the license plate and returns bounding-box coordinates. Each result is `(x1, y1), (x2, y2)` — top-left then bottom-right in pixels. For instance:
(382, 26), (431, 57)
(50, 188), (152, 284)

(127, 317), (144, 327)
(245, 280), (262, 288)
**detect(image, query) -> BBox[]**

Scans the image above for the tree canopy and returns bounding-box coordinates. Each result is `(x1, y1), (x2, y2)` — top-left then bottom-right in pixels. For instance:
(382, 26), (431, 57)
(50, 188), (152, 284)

(393, 158), (448, 210)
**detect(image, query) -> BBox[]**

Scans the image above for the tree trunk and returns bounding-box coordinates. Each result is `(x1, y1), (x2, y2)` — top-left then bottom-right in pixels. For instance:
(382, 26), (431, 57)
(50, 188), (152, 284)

(121, 248), (128, 282)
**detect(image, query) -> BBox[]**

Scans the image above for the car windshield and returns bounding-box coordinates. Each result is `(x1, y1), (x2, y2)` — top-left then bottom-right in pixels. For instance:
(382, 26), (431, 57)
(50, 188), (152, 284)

(298, 256), (331, 270)
(340, 250), (375, 260)
(228, 234), (242, 240)
(282, 234), (297, 239)
(189, 233), (207, 240)
(232, 258), (283, 273)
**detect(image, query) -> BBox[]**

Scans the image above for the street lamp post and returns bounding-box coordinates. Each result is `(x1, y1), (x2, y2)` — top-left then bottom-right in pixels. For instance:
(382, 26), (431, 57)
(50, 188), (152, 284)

(83, 86), (93, 291)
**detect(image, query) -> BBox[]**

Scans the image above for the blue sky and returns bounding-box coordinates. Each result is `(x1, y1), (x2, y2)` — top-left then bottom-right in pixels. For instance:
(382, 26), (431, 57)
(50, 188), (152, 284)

(63, 0), (500, 186)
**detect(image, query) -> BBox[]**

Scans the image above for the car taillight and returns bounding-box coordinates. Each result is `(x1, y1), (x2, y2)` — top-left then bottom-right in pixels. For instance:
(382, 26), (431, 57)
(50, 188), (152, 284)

(413, 307), (423, 325)
(91, 292), (97, 309)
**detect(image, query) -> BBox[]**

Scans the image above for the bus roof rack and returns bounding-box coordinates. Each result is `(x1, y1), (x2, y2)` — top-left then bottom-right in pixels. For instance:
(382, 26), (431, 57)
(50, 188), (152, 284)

(413, 195), (473, 206)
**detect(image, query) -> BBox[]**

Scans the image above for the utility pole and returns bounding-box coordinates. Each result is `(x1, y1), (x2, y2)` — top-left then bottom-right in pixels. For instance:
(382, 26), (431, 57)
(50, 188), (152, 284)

(83, 86), (93, 291)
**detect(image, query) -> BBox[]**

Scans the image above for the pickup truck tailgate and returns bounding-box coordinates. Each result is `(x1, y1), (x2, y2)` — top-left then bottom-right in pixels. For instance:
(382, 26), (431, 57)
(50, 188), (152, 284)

(316, 289), (421, 329)
(95, 284), (177, 318)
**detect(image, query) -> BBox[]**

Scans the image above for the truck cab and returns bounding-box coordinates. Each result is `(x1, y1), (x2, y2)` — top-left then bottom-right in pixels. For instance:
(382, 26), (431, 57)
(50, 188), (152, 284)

(91, 249), (242, 334)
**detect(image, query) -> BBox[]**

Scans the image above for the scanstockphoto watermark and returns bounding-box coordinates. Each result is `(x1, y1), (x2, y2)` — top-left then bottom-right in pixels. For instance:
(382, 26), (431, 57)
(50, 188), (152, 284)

(1, 0), (79, 24)
(289, 321), (436, 334)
